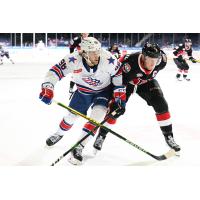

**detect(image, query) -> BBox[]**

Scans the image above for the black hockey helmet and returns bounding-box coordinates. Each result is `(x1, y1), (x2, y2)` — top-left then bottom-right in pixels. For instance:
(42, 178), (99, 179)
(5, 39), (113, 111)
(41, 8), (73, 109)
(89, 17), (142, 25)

(142, 42), (161, 58)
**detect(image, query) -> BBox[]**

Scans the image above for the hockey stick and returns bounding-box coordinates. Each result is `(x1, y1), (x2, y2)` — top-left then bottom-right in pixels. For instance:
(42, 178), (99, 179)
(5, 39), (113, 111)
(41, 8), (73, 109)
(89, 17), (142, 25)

(53, 100), (176, 161)
(50, 105), (119, 166)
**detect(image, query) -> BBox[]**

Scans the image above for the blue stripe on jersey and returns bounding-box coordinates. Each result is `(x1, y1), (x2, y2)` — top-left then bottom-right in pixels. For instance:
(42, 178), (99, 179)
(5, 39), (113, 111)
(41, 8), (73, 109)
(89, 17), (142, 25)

(49, 64), (65, 80)
(55, 64), (65, 77)
(50, 69), (62, 80)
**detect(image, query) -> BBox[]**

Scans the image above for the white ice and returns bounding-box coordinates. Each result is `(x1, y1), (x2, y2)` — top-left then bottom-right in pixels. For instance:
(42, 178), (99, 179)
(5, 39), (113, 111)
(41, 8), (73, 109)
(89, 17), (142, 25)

(0, 48), (200, 166)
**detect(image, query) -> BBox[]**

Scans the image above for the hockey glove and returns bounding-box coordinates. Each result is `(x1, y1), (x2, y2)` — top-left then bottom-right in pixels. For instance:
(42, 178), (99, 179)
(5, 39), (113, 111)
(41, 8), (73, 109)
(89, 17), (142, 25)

(189, 57), (197, 63)
(112, 86), (126, 118)
(39, 82), (54, 105)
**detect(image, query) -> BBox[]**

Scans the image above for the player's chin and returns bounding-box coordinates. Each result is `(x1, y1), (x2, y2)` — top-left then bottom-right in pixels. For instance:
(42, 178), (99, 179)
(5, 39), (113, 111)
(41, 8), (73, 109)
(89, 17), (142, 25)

(92, 61), (99, 65)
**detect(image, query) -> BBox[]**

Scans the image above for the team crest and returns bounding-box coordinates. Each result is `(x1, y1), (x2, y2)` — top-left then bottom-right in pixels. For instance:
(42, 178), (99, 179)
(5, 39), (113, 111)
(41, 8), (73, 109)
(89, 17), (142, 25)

(82, 77), (102, 86)
(123, 63), (131, 73)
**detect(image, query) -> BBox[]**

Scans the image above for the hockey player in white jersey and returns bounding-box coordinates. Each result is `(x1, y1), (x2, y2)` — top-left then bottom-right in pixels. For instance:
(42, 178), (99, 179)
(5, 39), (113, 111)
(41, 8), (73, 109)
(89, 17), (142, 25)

(0, 44), (14, 65)
(39, 37), (126, 165)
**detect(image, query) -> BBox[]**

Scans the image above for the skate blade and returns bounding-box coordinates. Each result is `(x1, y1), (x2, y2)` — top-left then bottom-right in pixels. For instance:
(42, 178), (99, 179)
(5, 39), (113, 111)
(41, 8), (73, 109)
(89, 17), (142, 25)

(175, 151), (180, 157)
(68, 156), (82, 166)
(93, 148), (99, 155)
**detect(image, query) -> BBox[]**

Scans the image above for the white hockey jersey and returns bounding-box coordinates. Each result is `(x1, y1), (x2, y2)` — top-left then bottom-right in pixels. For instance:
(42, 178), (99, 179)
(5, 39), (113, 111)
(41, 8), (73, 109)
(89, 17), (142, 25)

(44, 49), (123, 94)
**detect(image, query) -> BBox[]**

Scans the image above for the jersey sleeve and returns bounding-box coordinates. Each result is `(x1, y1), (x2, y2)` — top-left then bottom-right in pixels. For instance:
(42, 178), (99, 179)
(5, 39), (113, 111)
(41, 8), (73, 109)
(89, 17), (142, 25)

(43, 55), (75, 86)
(187, 49), (193, 57)
(157, 50), (167, 70)
(111, 60), (123, 86)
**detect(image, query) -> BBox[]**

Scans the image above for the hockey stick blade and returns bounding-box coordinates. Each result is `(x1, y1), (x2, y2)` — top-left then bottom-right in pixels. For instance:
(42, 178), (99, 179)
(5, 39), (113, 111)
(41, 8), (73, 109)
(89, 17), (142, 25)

(146, 149), (176, 161)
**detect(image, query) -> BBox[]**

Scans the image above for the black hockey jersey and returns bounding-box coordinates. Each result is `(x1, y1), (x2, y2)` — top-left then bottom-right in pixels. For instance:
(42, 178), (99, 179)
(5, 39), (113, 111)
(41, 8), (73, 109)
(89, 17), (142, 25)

(173, 43), (193, 58)
(108, 47), (120, 55)
(120, 51), (167, 86)
(69, 36), (82, 53)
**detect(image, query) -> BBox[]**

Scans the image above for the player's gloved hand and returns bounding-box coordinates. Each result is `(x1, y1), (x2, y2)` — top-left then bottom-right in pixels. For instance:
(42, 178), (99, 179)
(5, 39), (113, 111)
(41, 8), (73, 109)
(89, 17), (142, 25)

(112, 86), (126, 118)
(189, 57), (197, 63)
(39, 82), (54, 105)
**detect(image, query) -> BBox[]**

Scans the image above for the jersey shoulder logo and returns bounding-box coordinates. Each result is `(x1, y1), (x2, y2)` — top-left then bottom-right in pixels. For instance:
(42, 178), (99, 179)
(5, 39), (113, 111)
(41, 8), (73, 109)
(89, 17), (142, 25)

(123, 63), (131, 73)
(73, 68), (82, 73)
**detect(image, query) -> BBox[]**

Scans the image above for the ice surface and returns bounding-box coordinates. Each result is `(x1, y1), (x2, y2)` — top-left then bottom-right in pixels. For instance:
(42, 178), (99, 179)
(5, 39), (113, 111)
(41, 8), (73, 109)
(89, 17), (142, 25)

(0, 48), (200, 166)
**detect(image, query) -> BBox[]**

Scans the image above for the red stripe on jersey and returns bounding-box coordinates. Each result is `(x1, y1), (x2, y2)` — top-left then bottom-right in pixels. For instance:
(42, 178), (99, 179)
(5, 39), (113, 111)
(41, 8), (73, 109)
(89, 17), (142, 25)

(107, 117), (117, 124)
(60, 120), (72, 130)
(156, 112), (170, 121)
(77, 86), (94, 93)
(52, 66), (64, 79)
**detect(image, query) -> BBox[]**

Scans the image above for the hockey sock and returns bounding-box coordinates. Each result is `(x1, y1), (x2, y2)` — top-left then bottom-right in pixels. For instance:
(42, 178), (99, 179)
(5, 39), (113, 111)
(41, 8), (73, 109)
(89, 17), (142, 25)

(79, 105), (107, 147)
(57, 111), (79, 135)
(156, 112), (173, 137)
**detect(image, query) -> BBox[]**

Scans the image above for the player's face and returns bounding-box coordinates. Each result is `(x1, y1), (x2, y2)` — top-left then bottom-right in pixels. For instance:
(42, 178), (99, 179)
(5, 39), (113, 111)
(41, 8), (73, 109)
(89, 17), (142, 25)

(185, 41), (192, 49)
(88, 50), (100, 65)
(144, 56), (158, 70)
(112, 45), (118, 50)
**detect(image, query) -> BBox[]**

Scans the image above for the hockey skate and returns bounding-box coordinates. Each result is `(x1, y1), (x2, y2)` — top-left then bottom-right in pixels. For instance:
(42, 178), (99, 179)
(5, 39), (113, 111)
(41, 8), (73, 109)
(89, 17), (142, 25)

(46, 133), (63, 146)
(93, 135), (105, 155)
(68, 145), (84, 165)
(165, 135), (181, 153)
(176, 76), (183, 81)
(176, 74), (183, 81)
(183, 77), (190, 81)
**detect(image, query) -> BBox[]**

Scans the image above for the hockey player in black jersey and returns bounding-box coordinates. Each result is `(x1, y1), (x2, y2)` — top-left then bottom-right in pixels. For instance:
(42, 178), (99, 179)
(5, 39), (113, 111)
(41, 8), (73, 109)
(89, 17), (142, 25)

(69, 33), (89, 53)
(93, 42), (181, 154)
(173, 38), (197, 81)
(68, 33), (89, 97)
(108, 43), (121, 59)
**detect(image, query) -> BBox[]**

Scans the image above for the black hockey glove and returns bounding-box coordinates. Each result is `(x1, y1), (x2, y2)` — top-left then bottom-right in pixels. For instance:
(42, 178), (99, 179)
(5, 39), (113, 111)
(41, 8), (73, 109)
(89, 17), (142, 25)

(111, 101), (126, 118)
(189, 57), (197, 63)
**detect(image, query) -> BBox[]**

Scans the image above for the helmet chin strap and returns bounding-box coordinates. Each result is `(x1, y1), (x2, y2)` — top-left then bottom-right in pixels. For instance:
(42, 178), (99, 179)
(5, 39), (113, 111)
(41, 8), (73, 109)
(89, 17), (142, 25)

(82, 51), (95, 66)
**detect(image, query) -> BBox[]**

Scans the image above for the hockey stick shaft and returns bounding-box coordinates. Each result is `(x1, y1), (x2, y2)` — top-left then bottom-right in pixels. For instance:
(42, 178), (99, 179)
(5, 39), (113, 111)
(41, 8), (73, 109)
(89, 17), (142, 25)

(53, 100), (176, 161)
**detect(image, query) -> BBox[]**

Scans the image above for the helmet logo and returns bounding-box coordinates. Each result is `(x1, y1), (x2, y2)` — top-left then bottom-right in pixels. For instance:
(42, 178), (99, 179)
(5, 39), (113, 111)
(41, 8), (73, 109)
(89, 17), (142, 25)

(147, 43), (151, 47)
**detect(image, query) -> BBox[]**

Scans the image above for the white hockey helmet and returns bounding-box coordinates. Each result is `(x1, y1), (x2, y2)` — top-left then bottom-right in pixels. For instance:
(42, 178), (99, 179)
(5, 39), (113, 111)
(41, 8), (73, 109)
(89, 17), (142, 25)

(80, 37), (101, 52)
